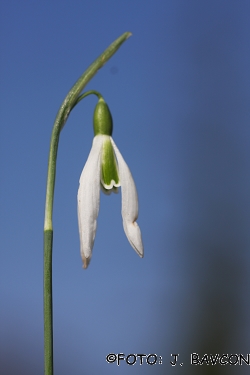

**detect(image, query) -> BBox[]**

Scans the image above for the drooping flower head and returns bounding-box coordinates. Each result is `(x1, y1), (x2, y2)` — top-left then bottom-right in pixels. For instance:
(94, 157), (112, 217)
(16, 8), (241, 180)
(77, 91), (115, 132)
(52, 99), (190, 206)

(77, 97), (143, 268)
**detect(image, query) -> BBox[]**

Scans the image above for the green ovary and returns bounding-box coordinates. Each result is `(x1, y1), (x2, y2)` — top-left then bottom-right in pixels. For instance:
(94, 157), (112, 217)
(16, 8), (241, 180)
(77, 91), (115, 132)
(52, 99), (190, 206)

(101, 137), (120, 191)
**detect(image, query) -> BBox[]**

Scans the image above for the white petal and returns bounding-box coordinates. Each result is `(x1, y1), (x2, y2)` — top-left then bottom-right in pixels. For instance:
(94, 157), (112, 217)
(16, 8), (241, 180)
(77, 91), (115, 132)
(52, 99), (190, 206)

(77, 135), (103, 268)
(111, 138), (144, 258)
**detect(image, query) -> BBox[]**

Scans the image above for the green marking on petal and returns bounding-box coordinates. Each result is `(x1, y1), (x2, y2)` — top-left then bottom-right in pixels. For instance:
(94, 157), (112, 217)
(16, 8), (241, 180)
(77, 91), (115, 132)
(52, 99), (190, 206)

(101, 136), (120, 192)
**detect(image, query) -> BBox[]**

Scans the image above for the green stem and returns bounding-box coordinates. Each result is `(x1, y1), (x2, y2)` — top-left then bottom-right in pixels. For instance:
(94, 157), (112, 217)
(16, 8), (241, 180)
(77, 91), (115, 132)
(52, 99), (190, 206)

(43, 32), (131, 375)
(44, 229), (53, 375)
(71, 90), (103, 111)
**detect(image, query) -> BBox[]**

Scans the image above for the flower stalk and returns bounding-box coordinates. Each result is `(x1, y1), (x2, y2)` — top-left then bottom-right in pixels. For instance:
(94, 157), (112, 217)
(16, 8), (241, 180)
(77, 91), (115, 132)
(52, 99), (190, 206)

(43, 32), (131, 375)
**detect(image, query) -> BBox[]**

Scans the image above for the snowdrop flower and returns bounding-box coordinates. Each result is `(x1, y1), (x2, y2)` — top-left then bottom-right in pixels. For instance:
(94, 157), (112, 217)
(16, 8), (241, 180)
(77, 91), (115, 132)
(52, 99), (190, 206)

(77, 98), (143, 268)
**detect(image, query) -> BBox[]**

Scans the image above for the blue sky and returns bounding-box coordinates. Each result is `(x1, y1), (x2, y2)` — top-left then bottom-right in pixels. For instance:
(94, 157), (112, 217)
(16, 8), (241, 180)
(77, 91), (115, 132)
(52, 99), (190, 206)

(1, 1), (250, 374)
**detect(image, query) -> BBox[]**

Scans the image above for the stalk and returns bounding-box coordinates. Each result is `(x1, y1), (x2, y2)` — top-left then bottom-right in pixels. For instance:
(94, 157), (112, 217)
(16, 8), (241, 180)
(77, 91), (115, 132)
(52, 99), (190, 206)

(43, 32), (131, 375)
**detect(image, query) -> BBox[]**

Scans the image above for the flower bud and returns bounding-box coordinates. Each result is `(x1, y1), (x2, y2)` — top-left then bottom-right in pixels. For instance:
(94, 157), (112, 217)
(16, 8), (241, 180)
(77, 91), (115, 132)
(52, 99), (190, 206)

(93, 98), (113, 136)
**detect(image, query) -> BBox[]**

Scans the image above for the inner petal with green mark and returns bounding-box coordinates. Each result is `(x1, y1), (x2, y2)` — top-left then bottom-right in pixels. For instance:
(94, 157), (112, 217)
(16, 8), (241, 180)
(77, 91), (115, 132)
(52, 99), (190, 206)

(101, 136), (120, 193)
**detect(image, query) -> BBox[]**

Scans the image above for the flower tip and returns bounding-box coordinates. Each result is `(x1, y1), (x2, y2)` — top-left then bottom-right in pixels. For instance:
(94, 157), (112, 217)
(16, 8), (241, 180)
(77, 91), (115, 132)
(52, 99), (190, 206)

(82, 256), (91, 269)
(123, 221), (144, 258)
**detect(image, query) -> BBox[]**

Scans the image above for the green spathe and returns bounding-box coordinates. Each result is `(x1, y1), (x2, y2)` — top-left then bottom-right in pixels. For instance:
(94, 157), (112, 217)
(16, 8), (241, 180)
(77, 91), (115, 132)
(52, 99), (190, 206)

(93, 98), (113, 136)
(101, 136), (120, 193)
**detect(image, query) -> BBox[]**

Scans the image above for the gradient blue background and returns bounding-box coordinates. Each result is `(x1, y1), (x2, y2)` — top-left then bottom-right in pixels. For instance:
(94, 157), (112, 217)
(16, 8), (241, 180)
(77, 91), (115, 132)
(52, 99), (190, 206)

(1, 1), (250, 374)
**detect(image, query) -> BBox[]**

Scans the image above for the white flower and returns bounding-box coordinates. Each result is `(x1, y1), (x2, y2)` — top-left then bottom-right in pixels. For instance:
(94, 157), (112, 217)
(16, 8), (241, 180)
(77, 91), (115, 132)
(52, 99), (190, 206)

(77, 134), (143, 268)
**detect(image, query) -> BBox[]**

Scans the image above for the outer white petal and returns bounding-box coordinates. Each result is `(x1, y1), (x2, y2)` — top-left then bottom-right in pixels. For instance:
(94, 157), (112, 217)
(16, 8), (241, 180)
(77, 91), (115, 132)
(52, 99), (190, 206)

(111, 138), (144, 258)
(77, 135), (103, 268)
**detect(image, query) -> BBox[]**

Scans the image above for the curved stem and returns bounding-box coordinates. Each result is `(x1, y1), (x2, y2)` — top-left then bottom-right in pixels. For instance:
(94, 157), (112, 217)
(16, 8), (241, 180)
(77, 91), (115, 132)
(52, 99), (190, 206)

(71, 90), (103, 111)
(43, 32), (131, 375)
